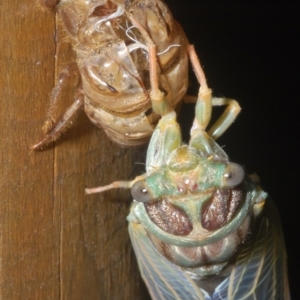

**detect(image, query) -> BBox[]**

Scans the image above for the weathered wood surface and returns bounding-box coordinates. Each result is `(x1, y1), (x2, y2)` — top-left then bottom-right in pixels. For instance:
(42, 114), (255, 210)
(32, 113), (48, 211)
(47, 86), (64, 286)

(0, 1), (149, 299)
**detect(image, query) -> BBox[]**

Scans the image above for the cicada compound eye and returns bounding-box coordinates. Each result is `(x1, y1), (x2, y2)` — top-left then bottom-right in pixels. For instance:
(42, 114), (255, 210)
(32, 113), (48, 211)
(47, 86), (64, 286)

(223, 163), (245, 187)
(131, 180), (152, 203)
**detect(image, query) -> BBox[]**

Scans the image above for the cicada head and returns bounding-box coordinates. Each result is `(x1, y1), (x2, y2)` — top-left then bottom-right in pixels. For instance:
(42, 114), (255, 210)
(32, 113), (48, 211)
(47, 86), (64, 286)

(132, 145), (244, 199)
(129, 144), (267, 276)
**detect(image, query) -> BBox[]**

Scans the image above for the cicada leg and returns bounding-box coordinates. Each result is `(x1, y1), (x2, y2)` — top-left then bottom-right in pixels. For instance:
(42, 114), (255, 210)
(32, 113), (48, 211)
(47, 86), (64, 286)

(85, 29), (182, 194)
(31, 63), (84, 150)
(187, 45), (241, 155)
(183, 95), (241, 140)
(208, 97), (241, 139)
(128, 15), (182, 170)
(144, 45), (182, 171)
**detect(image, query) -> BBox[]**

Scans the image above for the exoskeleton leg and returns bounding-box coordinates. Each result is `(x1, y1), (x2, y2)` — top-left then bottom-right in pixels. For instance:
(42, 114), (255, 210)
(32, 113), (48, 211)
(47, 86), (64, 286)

(187, 45), (241, 155)
(31, 63), (84, 150)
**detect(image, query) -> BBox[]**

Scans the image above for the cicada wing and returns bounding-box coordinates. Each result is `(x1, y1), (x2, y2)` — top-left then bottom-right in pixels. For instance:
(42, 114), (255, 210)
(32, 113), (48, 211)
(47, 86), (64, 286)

(128, 222), (210, 300)
(214, 200), (290, 300)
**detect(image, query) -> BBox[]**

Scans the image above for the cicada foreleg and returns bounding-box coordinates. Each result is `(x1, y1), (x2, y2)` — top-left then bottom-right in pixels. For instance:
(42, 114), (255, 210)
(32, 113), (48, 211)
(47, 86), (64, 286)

(85, 40), (182, 194)
(144, 44), (182, 171)
(208, 97), (241, 139)
(31, 63), (84, 150)
(187, 45), (241, 155)
(128, 15), (182, 170)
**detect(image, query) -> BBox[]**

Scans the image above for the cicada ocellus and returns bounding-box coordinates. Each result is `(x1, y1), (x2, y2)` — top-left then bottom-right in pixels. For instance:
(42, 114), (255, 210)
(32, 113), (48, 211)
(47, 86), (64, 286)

(32, 0), (189, 149)
(86, 42), (290, 299)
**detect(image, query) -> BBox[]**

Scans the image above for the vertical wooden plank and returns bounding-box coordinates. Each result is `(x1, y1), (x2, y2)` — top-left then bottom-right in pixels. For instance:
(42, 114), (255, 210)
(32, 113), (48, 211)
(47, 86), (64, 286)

(53, 8), (150, 300)
(0, 1), (59, 299)
(0, 1), (149, 299)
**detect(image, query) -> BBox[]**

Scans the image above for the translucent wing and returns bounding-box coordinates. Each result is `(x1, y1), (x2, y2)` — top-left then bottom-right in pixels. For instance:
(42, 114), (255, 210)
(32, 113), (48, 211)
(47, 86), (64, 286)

(129, 222), (209, 300)
(215, 199), (290, 300)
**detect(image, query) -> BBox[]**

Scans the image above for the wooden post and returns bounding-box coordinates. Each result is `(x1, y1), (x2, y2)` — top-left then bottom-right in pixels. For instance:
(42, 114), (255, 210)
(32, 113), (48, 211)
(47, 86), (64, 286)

(0, 1), (149, 299)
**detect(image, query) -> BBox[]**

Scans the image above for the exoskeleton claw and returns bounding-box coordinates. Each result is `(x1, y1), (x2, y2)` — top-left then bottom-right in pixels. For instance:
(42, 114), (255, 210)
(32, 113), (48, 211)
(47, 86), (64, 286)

(44, 63), (80, 125)
(31, 93), (84, 150)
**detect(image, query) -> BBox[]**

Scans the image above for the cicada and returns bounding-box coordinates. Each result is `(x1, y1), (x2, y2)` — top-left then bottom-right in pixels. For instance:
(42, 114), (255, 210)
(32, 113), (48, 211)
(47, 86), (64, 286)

(86, 43), (290, 299)
(32, 0), (189, 149)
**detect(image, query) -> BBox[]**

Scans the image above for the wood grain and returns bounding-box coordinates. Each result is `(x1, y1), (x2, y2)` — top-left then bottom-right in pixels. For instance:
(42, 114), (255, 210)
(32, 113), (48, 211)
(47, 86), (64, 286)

(0, 1), (149, 299)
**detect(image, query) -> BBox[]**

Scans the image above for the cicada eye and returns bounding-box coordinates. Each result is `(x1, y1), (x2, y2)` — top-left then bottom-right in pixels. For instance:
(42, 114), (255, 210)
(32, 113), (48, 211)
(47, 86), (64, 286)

(223, 163), (245, 187)
(131, 180), (152, 203)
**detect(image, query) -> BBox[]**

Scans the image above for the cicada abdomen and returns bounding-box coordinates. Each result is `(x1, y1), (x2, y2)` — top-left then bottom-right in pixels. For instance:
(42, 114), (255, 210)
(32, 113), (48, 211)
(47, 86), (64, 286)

(32, 0), (189, 149)
(86, 43), (290, 299)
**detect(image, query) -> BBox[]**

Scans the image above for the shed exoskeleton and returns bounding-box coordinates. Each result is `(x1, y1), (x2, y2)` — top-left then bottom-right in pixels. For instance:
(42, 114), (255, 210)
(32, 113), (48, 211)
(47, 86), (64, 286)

(32, 0), (189, 148)
(86, 41), (290, 299)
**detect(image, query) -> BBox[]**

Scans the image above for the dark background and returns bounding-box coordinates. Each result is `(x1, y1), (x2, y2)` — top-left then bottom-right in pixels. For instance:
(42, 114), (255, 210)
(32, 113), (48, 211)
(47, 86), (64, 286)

(165, 1), (299, 298)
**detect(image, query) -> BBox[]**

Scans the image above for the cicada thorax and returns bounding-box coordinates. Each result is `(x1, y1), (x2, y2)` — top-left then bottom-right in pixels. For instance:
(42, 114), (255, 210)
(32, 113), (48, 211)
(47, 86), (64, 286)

(57, 0), (189, 146)
(130, 145), (262, 278)
(144, 186), (251, 275)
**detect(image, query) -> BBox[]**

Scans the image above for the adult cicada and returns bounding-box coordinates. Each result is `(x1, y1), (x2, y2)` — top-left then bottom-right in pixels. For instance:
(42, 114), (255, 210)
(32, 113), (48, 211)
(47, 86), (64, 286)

(32, 0), (189, 149)
(86, 42), (290, 299)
